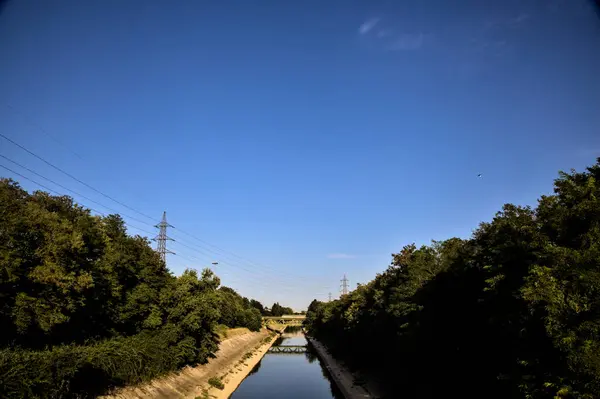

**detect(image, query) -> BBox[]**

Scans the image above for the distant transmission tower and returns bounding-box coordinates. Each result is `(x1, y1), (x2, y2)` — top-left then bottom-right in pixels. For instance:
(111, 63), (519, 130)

(340, 274), (349, 296)
(328, 292), (332, 302)
(153, 211), (175, 264)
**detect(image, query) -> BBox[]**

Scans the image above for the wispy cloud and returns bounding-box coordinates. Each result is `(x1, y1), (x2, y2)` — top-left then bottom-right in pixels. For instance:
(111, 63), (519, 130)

(359, 18), (380, 35)
(485, 13), (530, 30)
(327, 253), (356, 259)
(388, 33), (425, 51)
(508, 13), (530, 26)
(470, 37), (509, 56)
(376, 29), (393, 38)
(358, 17), (429, 52)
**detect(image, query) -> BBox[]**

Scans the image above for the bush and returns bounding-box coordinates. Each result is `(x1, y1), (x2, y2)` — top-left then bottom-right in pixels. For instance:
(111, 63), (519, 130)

(305, 159), (600, 398)
(0, 180), (266, 397)
(0, 329), (183, 398)
(241, 308), (262, 332)
(215, 287), (263, 331)
(215, 324), (229, 339)
(208, 376), (224, 390)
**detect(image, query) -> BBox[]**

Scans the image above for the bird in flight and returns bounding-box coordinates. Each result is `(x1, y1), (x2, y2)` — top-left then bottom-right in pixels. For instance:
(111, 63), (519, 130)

(477, 174), (482, 178)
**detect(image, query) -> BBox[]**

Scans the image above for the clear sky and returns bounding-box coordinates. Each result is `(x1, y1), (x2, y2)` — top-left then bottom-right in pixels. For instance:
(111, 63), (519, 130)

(1, 0), (599, 310)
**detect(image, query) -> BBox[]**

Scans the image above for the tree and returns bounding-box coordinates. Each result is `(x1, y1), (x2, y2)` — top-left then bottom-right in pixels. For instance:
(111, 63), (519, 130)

(270, 303), (282, 317)
(268, 302), (294, 317)
(249, 299), (265, 315)
(215, 286), (262, 331)
(304, 159), (600, 398)
(0, 179), (263, 397)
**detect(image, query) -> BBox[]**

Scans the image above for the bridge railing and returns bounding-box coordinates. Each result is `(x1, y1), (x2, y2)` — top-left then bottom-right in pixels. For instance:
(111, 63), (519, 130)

(262, 316), (305, 325)
(267, 345), (307, 354)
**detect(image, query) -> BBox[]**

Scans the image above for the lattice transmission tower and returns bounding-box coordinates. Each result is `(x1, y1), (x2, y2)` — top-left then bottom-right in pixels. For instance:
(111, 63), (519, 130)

(154, 211), (175, 264)
(340, 274), (349, 296)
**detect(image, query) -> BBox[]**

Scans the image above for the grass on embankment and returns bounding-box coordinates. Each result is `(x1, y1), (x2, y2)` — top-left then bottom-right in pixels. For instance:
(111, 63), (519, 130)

(214, 325), (251, 340)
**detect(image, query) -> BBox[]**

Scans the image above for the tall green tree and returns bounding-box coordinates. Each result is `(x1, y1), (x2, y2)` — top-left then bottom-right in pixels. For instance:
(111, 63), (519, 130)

(0, 179), (266, 397)
(249, 299), (265, 315)
(304, 159), (600, 398)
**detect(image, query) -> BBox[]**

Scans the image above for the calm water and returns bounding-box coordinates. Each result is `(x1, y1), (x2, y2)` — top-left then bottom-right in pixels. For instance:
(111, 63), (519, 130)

(230, 328), (343, 399)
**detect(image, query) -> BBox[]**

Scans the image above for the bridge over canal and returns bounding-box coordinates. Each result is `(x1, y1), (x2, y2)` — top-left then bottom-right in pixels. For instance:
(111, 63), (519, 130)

(262, 315), (305, 326)
(267, 344), (307, 354)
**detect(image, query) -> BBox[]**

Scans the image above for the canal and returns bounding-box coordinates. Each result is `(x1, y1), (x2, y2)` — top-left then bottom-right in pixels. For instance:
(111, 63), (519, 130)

(230, 327), (344, 399)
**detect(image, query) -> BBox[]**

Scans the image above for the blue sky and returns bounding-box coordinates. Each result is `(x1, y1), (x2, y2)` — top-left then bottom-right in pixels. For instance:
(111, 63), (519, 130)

(1, 0), (599, 310)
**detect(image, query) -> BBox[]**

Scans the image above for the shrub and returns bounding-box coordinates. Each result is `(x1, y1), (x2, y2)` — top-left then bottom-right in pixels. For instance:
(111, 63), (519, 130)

(0, 328), (186, 398)
(304, 159), (600, 398)
(0, 180), (266, 397)
(208, 376), (224, 390)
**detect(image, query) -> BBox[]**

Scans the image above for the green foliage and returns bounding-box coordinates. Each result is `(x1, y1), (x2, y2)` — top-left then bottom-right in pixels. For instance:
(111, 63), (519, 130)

(208, 376), (224, 390)
(195, 389), (211, 399)
(249, 299), (265, 315)
(304, 159), (600, 398)
(214, 324), (229, 339)
(0, 328), (183, 398)
(241, 307), (263, 331)
(0, 179), (264, 397)
(0, 181), (172, 347)
(215, 286), (262, 331)
(269, 302), (293, 316)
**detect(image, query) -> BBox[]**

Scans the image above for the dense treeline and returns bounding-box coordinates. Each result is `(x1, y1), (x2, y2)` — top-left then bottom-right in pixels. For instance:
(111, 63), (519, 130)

(217, 286), (262, 331)
(267, 302), (294, 317)
(305, 159), (600, 398)
(247, 299), (294, 317)
(0, 179), (262, 398)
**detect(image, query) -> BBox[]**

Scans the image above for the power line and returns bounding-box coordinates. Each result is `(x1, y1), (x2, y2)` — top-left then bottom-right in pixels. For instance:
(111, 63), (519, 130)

(0, 163), (155, 237)
(1, 164), (67, 200)
(341, 274), (349, 296)
(169, 228), (332, 292)
(170, 236), (274, 276)
(153, 211), (174, 264)
(0, 132), (315, 285)
(173, 228), (316, 281)
(170, 237), (324, 288)
(0, 158), (310, 289)
(124, 223), (156, 236)
(4, 104), (84, 160)
(0, 163), (315, 293)
(0, 132), (155, 221)
(170, 239), (331, 292)
(172, 241), (306, 289)
(0, 153), (155, 227)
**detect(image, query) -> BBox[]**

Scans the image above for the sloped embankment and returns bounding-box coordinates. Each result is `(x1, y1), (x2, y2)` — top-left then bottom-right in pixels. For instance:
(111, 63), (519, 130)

(103, 328), (273, 399)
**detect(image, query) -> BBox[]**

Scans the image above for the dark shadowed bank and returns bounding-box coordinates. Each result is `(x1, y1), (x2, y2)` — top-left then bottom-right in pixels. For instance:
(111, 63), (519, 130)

(304, 158), (600, 399)
(0, 179), (286, 398)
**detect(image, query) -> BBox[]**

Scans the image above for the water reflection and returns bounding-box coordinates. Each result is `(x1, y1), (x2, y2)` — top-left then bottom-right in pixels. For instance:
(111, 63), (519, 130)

(315, 349), (345, 399)
(230, 330), (344, 399)
(248, 360), (262, 376)
(305, 342), (317, 364)
(278, 326), (306, 346)
(284, 325), (303, 333)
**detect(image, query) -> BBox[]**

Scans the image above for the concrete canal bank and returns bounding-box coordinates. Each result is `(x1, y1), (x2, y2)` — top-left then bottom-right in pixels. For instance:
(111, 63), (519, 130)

(102, 328), (277, 399)
(103, 326), (373, 399)
(305, 336), (375, 399)
(208, 331), (279, 398)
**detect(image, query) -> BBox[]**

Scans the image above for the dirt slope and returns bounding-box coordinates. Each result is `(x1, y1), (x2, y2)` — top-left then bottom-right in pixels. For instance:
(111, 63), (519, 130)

(102, 329), (270, 399)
